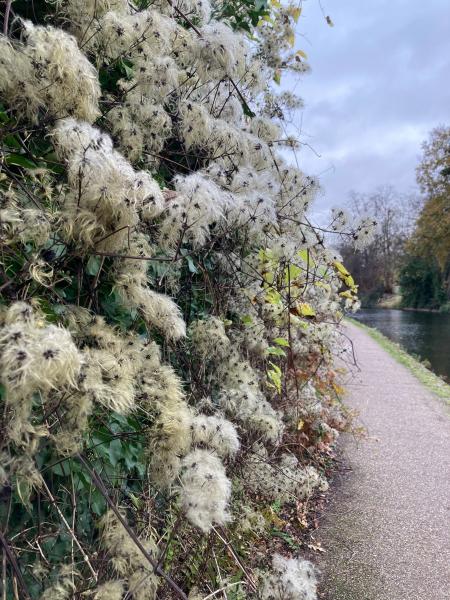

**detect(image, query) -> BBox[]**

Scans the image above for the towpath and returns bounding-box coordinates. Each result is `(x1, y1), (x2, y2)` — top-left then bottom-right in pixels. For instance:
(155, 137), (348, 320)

(317, 321), (450, 600)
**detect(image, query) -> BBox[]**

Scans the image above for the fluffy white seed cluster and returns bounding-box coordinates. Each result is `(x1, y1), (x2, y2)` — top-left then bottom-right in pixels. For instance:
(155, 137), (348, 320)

(99, 510), (159, 600)
(93, 581), (125, 600)
(0, 302), (81, 396)
(38, 565), (78, 600)
(158, 173), (235, 248)
(188, 317), (230, 359)
(0, 194), (51, 248)
(114, 235), (186, 340)
(242, 445), (328, 503)
(187, 317), (284, 442)
(0, 303), (82, 449)
(52, 119), (164, 252)
(180, 449), (231, 532)
(220, 347), (285, 441)
(0, 22), (100, 122)
(190, 414), (240, 457)
(259, 554), (318, 600)
(218, 384), (284, 444)
(352, 217), (378, 249)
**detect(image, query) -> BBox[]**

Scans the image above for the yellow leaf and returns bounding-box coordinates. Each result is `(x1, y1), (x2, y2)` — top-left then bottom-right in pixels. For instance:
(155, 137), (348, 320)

(298, 249), (309, 262)
(289, 7), (302, 22)
(297, 419), (304, 431)
(314, 281), (330, 291)
(332, 260), (350, 277)
(265, 288), (282, 305)
(332, 382), (345, 395)
(344, 274), (355, 288)
(258, 248), (272, 262)
(262, 507), (285, 528)
(298, 302), (316, 317)
(258, 15), (274, 26)
(273, 337), (290, 347)
(262, 270), (274, 284)
(296, 49), (308, 59)
(267, 362), (282, 394)
(287, 32), (295, 48)
(297, 248), (315, 267)
(339, 290), (353, 299)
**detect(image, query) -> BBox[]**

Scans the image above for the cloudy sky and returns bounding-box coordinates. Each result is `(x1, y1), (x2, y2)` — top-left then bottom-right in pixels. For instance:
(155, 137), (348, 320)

(291, 0), (450, 220)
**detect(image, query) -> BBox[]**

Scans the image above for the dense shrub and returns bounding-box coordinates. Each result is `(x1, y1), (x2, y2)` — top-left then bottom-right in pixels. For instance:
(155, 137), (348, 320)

(0, 1), (372, 598)
(399, 255), (447, 309)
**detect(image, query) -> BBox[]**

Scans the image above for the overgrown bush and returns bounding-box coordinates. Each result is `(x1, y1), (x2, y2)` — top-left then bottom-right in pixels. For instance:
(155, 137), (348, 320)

(0, 1), (373, 598)
(399, 255), (446, 309)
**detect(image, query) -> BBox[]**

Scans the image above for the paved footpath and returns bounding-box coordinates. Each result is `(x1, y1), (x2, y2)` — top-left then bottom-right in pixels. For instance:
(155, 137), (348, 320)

(317, 321), (450, 600)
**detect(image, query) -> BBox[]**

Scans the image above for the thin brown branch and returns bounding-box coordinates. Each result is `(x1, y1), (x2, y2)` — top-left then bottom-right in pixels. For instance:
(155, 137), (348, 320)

(164, 0), (254, 117)
(213, 527), (257, 593)
(2, 0), (12, 36)
(76, 454), (189, 600)
(40, 479), (98, 582)
(0, 531), (31, 600)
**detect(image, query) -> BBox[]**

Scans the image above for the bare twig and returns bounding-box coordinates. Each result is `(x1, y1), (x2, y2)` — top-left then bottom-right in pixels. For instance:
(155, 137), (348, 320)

(213, 527), (257, 592)
(2, 550), (6, 600)
(164, 0), (255, 117)
(2, 0), (12, 36)
(76, 454), (189, 600)
(40, 480), (98, 582)
(0, 531), (31, 600)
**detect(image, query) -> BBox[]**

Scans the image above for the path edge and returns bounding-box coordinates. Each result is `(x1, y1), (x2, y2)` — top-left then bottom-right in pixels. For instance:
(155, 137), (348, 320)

(346, 317), (450, 404)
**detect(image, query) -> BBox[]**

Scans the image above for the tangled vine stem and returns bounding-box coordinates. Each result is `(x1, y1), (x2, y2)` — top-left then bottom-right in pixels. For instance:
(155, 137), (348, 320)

(2, 0), (12, 36)
(76, 454), (189, 600)
(164, 0), (255, 116)
(0, 531), (31, 600)
(40, 479), (98, 582)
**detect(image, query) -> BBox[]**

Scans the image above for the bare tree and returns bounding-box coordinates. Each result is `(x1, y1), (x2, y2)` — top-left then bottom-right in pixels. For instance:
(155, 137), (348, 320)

(340, 186), (422, 302)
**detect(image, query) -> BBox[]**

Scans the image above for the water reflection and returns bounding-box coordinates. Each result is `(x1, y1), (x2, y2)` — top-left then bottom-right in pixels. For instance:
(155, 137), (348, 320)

(352, 308), (450, 381)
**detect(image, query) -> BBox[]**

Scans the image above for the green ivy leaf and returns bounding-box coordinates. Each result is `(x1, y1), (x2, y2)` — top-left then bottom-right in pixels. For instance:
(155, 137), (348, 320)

(266, 346), (286, 357)
(91, 489), (107, 516)
(86, 255), (102, 276)
(241, 314), (253, 326)
(5, 153), (39, 169)
(273, 337), (289, 347)
(185, 255), (198, 274)
(107, 438), (123, 467)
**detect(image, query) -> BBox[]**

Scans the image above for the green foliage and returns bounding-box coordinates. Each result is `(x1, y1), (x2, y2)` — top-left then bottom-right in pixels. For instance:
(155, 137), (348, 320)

(399, 255), (446, 310)
(216, 0), (271, 32)
(0, 1), (353, 597)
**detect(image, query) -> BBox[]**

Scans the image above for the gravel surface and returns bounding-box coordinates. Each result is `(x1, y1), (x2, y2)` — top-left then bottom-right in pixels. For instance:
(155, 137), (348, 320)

(317, 321), (450, 600)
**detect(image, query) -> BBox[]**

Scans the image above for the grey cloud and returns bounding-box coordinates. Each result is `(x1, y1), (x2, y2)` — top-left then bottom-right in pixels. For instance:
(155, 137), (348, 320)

(289, 0), (450, 220)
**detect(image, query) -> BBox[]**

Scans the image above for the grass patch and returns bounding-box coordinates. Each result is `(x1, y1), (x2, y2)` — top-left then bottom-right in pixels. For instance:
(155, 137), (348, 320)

(347, 318), (450, 403)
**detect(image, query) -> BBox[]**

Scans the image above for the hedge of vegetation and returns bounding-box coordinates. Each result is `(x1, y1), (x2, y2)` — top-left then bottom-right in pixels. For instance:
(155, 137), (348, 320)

(0, 1), (374, 598)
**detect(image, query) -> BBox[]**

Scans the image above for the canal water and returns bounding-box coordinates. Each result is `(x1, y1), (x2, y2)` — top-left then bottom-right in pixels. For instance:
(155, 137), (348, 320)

(353, 308), (450, 381)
